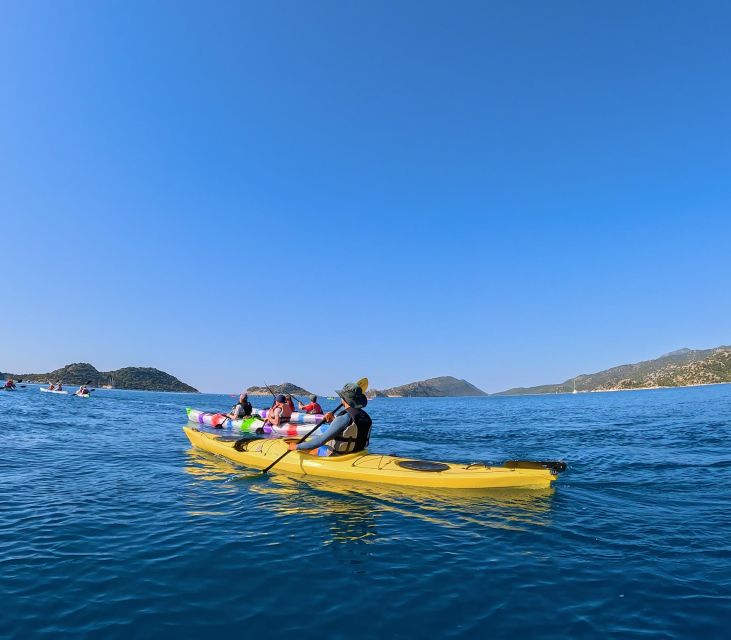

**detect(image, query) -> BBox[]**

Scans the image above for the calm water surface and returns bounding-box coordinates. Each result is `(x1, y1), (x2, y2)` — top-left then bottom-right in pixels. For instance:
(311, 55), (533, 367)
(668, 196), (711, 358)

(2, 385), (730, 638)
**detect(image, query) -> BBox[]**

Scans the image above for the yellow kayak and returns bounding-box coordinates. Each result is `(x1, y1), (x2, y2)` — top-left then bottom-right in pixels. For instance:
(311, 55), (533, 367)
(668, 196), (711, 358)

(183, 426), (565, 490)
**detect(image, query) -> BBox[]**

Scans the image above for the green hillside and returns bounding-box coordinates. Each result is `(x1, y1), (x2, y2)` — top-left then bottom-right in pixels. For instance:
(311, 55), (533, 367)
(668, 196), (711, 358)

(373, 376), (487, 397)
(2, 362), (197, 392)
(496, 346), (731, 395)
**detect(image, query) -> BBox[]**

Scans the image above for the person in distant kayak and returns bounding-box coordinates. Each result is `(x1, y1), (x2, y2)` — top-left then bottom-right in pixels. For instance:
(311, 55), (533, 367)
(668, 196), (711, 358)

(298, 394), (323, 415)
(57, 382), (63, 391)
(268, 394), (293, 426)
(289, 382), (372, 457)
(47, 381), (56, 391)
(76, 384), (89, 396)
(227, 393), (252, 420)
(285, 394), (296, 412)
(3, 378), (15, 390)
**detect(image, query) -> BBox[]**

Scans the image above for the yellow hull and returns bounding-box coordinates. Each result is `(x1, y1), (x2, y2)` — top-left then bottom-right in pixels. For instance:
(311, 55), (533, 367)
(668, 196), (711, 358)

(183, 427), (560, 490)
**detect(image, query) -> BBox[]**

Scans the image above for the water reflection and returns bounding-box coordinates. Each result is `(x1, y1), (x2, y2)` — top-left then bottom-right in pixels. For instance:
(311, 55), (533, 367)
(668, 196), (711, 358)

(183, 447), (557, 545)
(254, 477), (379, 546)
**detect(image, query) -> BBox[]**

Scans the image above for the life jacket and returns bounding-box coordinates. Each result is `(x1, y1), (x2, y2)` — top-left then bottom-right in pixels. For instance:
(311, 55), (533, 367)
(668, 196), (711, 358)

(279, 403), (292, 420)
(303, 402), (323, 415)
(325, 408), (372, 455)
(232, 401), (253, 419)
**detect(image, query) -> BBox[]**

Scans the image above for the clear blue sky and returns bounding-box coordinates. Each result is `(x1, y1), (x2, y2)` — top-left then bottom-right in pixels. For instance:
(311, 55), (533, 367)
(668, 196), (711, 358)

(1, 1), (729, 393)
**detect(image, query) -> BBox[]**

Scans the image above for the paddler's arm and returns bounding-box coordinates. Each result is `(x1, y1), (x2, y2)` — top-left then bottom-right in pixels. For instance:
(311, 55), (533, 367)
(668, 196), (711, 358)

(289, 412), (350, 451)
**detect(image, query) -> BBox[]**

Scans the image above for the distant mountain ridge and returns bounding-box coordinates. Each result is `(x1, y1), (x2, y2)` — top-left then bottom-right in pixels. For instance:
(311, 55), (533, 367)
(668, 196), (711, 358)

(371, 376), (487, 397)
(496, 346), (731, 395)
(2, 362), (197, 392)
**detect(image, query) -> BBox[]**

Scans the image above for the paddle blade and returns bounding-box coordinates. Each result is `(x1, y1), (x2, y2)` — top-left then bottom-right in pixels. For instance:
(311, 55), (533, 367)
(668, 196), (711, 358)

(229, 471), (266, 482)
(357, 377), (368, 392)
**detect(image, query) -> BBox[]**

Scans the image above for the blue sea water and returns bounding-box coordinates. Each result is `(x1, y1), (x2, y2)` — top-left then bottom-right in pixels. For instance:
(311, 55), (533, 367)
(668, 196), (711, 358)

(1, 384), (730, 638)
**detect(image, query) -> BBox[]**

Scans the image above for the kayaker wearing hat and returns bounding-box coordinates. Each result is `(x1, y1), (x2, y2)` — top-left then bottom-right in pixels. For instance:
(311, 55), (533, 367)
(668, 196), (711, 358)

(288, 382), (372, 457)
(227, 393), (253, 420)
(268, 394), (293, 426)
(298, 394), (323, 415)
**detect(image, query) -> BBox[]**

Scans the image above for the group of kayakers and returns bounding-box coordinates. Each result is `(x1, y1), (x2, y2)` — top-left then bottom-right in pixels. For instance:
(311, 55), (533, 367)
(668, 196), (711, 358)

(47, 382), (89, 395)
(2, 379), (90, 396)
(224, 383), (371, 457)
(269, 393), (326, 423)
(226, 392), (324, 422)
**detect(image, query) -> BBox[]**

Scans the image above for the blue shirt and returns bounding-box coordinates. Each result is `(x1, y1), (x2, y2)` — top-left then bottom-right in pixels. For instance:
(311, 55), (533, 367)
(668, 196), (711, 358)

(296, 412), (350, 450)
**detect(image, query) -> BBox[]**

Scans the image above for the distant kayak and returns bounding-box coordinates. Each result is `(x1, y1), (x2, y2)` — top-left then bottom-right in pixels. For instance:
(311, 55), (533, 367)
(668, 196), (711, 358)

(40, 388), (68, 395)
(183, 426), (565, 490)
(186, 408), (325, 438)
(74, 392), (91, 398)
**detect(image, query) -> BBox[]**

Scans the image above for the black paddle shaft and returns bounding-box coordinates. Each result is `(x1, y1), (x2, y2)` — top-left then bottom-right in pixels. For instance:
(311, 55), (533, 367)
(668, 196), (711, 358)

(261, 403), (343, 474)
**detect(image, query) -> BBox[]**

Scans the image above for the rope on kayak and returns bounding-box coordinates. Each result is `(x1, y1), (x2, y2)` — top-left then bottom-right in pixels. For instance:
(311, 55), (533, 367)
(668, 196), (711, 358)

(464, 461), (567, 474)
(351, 454), (391, 470)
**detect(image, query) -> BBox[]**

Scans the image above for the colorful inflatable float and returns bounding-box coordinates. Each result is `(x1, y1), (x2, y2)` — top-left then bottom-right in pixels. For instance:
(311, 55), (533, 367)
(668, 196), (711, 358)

(186, 408), (327, 438)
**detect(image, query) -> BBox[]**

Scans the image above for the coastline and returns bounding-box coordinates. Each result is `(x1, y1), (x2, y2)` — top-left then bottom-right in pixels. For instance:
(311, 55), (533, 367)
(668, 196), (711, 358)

(505, 381), (731, 397)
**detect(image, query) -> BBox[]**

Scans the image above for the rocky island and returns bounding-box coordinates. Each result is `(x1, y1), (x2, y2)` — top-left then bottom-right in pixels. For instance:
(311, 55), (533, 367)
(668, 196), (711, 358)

(2, 362), (197, 392)
(369, 376), (487, 397)
(246, 382), (313, 396)
(496, 346), (731, 395)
